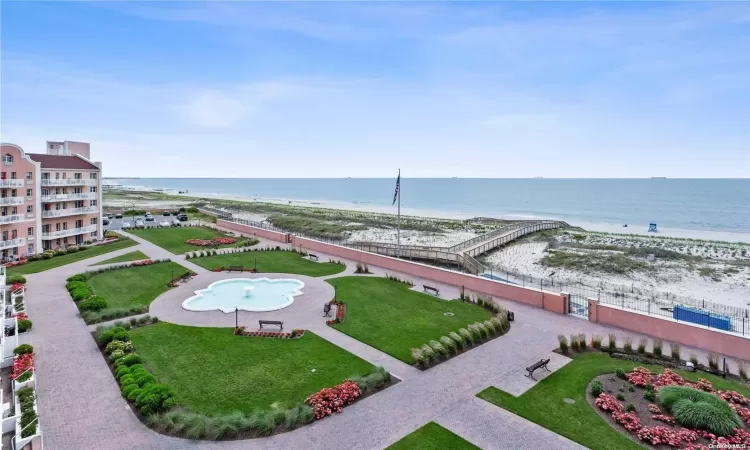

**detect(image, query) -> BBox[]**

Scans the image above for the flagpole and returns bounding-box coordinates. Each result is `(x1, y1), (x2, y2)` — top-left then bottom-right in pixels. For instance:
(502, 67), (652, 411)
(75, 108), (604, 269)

(397, 169), (401, 258)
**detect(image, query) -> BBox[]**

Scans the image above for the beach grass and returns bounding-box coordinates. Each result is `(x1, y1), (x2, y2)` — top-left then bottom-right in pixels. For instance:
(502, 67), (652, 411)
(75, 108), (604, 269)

(129, 323), (376, 415)
(7, 238), (138, 276)
(386, 422), (479, 450)
(128, 226), (236, 254)
(328, 277), (493, 364)
(476, 353), (750, 450)
(190, 250), (346, 277)
(91, 250), (151, 266)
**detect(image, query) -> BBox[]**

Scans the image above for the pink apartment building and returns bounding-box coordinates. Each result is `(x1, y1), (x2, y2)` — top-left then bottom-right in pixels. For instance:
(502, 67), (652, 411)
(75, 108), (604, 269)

(0, 141), (103, 260)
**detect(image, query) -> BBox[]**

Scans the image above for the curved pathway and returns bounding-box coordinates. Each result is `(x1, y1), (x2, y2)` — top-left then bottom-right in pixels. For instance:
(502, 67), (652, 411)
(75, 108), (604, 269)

(24, 233), (724, 450)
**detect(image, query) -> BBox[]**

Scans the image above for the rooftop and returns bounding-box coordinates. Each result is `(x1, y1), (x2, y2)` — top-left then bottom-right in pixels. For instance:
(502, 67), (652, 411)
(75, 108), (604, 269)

(28, 154), (98, 170)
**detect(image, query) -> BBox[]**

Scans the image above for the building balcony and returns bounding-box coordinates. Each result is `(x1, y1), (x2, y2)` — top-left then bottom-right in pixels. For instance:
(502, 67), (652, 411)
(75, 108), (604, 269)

(0, 238), (26, 251)
(42, 206), (99, 218)
(0, 179), (24, 188)
(41, 178), (98, 187)
(41, 225), (98, 240)
(0, 215), (24, 225)
(0, 197), (24, 206)
(40, 192), (96, 202)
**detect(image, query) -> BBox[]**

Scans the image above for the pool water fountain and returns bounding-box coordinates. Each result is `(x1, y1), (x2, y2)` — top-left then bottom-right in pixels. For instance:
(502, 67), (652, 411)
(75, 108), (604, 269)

(182, 278), (304, 313)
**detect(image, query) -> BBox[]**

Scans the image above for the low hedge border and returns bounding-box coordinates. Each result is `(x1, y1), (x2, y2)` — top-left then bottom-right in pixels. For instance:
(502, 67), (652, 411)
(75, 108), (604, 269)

(233, 327), (306, 339)
(185, 246), (305, 260)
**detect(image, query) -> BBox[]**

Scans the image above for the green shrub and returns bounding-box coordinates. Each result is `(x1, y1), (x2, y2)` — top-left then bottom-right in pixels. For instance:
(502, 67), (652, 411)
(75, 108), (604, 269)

(616, 368), (627, 380)
(628, 384), (635, 392)
(79, 296), (107, 312)
(590, 380), (603, 397)
(115, 366), (132, 379)
(658, 386), (742, 436)
(120, 354), (143, 367)
(65, 280), (87, 291)
(410, 348), (425, 367)
(135, 384), (176, 415)
(626, 403), (635, 412)
(106, 340), (134, 355)
(127, 387), (143, 402)
(121, 383), (140, 398)
(119, 375), (137, 386)
(98, 326), (130, 345)
(109, 349), (125, 361)
(66, 274), (87, 283)
(17, 320), (32, 333)
(6, 274), (26, 285)
(644, 390), (655, 401)
(134, 372), (157, 387)
(13, 344), (33, 355)
(15, 371), (32, 383)
(351, 367), (391, 394)
(70, 286), (92, 301)
(616, 393), (625, 401)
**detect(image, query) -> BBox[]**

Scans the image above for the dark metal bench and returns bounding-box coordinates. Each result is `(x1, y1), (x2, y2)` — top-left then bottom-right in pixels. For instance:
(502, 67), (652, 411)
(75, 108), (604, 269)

(423, 285), (440, 296)
(228, 265), (243, 272)
(180, 272), (193, 282)
(323, 303), (332, 317)
(309, 254), (319, 261)
(525, 358), (551, 380)
(259, 320), (283, 330)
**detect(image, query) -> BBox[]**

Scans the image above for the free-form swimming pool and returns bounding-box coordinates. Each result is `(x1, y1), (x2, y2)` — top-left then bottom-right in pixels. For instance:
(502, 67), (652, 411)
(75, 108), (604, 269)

(182, 278), (305, 313)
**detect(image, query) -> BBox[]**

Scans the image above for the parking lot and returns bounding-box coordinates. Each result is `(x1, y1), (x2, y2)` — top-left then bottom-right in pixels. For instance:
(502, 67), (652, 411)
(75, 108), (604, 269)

(103, 212), (210, 231)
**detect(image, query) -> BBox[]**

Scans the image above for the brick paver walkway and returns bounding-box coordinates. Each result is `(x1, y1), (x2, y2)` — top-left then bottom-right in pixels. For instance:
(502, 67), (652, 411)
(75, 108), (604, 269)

(23, 235), (729, 450)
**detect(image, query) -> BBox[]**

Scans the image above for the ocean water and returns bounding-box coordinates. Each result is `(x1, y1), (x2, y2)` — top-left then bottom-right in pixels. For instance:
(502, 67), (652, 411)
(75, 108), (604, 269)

(109, 178), (750, 234)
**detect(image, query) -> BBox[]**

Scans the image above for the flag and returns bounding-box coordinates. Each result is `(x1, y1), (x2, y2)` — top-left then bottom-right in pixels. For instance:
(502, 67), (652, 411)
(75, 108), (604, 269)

(392, 171), (400, 205)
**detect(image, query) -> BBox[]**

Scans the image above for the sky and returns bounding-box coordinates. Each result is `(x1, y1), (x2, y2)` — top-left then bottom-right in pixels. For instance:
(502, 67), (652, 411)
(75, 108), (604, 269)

(1, 1), (749, 178)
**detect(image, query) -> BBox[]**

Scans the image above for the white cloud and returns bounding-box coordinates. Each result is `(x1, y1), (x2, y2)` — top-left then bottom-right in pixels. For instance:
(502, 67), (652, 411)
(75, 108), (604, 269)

(177, 90), (254, 128)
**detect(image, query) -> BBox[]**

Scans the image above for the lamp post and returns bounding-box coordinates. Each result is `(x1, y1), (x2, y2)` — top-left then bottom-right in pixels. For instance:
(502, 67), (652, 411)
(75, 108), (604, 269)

(171, 270), (174, 286)
(334, 285), (337, 302)
(235, 307), (239, 329)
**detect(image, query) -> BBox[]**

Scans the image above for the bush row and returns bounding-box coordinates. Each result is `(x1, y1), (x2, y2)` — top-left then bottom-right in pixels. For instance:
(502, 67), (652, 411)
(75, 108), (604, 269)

(411, 312), (511, 369)
(17, 387), (38, 438)
(185, 243), (300, 259)
(5, 274), (26, 285)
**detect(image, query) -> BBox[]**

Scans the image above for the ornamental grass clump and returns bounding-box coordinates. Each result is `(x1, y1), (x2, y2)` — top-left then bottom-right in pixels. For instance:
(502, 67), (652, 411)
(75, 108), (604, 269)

(738, 361), (748, 381)
(411, 348), (426, 367)
(608, 334), (617, 351)
(570, 334), (580, 352)
(439, 336), (457, 354)
(591, 334), (602, 349)
(458, 328), (473, 346)
(557, 335), (569, 354)
(670, 342), (681, 361)
(428, 340), (448, 358)
(653, 338), (663, 357)
(658, 386), (743, 436)
(578, 333), (587, 350)
(623, 337), (633, 353)
(420, 344), (436, 364)
(448, 331), (464, 350)
(708, 353), (719, 371)
(638, 338), (647, 355)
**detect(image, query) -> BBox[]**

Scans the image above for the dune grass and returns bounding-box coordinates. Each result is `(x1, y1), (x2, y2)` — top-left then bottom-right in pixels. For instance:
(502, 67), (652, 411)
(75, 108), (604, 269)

(477, 353), (750, 450)
(91, 250), (151, 266)
(387, 422), (479, 450)
(8, 239), (137, 276)
(328, 277), (493, 363)
(129, 323), (376, 415)
(190, 250), (345, 277)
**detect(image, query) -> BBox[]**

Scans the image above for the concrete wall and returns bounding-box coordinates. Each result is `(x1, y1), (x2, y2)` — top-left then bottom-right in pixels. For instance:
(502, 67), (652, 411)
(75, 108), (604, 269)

(217, 219), (289, 243)
(589, 300), (750, 361)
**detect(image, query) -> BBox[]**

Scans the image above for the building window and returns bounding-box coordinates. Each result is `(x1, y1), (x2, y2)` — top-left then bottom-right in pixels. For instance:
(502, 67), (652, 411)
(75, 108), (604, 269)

(11, 229), (17, 239)
(10, 172), (16, 179)
(26, 205), (33, 213)
(28, 244), (34, 254)
(26, 189), (32, 198)
(90, 200), (97, 206)
(90, 217), (98, 225)
(63, 237), (68, 245)
(62, 172), (67, 179)
(42, 224), (50, 234)
(42, 172), (50, 180)
(2, 154), (12, 165)
(90, 172), (98, 179)
(74, 173), (82, 179)
(91, 232), (97, 238)
(89, 186), (97, 193)
(55, 172), (60, 179)
(56, 239), (61, 246)
(27, 227), (33, 236)
(25, 172), (32, 180)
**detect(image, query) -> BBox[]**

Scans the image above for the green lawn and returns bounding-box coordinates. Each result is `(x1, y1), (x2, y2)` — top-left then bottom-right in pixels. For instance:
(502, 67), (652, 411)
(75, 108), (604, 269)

(91, 250), (151, 266)
(477, 352), (750, 450)
(191, 250), (346, 277)
(8, 239), (137, 276)
(128, 226), (237, 254)
(328, 277), (493, 363)
(86, 261), (189, 311)
(129, 323), (376, 415)
(387, 422), (479, 450)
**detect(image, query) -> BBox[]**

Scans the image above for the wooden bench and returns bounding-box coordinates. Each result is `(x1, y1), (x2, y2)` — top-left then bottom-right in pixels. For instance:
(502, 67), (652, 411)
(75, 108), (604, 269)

(228, 266), (244, 272)
(259, 320), (283, 330)
(423, 285), (440, 296)
(323, 303), (332, 317)
(180, 272), (193, 282)
(309, 254), (319, 261)
(525, 358), (551, 380)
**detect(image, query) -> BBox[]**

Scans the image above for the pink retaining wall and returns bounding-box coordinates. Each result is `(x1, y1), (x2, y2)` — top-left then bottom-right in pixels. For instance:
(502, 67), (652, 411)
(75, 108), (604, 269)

(292, 235), (567, 313)
(217, 219), (289, 244)
(589, 300), (750, 361)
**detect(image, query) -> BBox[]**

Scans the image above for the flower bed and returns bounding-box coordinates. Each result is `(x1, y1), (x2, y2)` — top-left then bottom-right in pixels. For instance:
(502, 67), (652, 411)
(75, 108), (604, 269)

(326, 300), (345, 326)
(305, 380), (362, 420)
(210, 267), (259, 273)
(131, 259), (154, 266)
(11, 353), (34, 380)
(591, 366), (750, 448)
(185, 237), (236, 247)
(233, 327), (306, 339)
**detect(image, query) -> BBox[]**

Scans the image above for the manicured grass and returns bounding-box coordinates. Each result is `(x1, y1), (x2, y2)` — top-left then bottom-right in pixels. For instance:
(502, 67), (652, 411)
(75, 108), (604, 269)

(328, 277), (493, 363)
(128, 226), (237, 254)
(91, 250), (151, 266)
(8, 239), (137, 276)
(191, 250), (346, 277)
(477, 352), (750, 450)
(387, 422), (479, 450)
(129, 323), (376, 415)
(86, 261), (189, 310)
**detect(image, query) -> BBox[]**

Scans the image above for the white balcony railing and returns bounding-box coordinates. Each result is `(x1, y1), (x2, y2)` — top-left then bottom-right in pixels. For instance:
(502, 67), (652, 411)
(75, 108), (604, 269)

(40, 192), (96, 202)
(41, 206), (98, 218)
(41, 178), (97, 187)
(0, 179), (24, 188)
(0, 197), (24, 206)
(0, 238), (26, 250)
(0, 215), (24, 224)
(41, 225), (97, 239)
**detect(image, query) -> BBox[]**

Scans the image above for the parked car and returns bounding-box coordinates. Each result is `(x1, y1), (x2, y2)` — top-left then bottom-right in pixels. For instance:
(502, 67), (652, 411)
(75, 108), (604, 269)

(135, 219), (145, 229)
(145, 215), (155, 222)
(163, 211), (170, 216)
(171, 219), (181, 227)
(115, 214), (123, 219)
(159, 220), (170, 227)
(106, 213), (114, 219)
(177, 214), (188, 221)
(122, 222), (132, 229)
(102, 218), (110, 226)
(171, 211), (180, 216)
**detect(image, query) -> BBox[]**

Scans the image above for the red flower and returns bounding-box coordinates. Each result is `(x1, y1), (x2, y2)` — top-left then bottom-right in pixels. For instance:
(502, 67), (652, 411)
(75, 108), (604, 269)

(11, 354), (34, 380)
(12, 312), (28, 321)
(595, 393), (623, 413)
(626, 367), (653, 387)
(305, 381), (362, 420)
